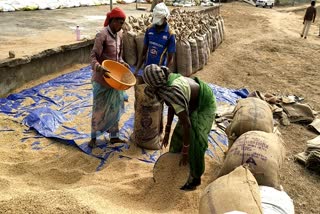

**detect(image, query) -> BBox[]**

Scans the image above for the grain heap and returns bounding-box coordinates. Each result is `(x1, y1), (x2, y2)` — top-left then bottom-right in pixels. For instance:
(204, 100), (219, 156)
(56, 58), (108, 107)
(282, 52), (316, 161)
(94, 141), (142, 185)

(122, 9), (225, 76)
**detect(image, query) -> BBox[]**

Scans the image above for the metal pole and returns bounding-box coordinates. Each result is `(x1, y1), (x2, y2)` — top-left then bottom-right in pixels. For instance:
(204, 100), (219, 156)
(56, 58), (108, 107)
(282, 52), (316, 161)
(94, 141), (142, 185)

(110, 0), (113, 11)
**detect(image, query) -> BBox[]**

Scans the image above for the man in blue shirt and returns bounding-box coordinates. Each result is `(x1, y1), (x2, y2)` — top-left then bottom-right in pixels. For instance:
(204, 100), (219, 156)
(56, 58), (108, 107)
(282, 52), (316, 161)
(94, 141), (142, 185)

(134, 2), (176, 78)
(134, 3), (176, 141)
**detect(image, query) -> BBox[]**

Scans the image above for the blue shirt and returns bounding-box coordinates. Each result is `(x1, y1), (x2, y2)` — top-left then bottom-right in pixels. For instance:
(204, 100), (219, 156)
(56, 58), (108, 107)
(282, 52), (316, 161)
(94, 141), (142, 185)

(144, 23), (176, 67)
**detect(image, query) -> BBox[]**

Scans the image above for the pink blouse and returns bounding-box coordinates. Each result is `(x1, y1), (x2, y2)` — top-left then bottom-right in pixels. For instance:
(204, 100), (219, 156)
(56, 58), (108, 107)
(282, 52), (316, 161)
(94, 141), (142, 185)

(90, 26), (124, 87)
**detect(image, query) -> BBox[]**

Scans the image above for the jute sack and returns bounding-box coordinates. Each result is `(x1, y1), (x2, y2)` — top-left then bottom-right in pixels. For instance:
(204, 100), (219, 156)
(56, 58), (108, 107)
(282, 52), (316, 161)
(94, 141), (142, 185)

(168, 54), (177, 73)
(210, 26), (218, 50)
(188, 37), (199, 73)
(197, 33), (208, 65)
(203, 33), (209, 65)
(135, 33), (145, 65)
(226, 97), (274, 147)
(215, 22), (222, 45)
(176, 38), (192, 77)
(219, 16), (225, 41)
(216, 18), (223, 42)
(219, 131), (286, 189)
(204, 28), (213, 53)
(205, 31), (211, 56)
(199, 166), (263, 214)
(123, 31), (137, 66)
(195, 35), (205, 70)
(133, 83), (162, 150)
(207, 28), (214, 52)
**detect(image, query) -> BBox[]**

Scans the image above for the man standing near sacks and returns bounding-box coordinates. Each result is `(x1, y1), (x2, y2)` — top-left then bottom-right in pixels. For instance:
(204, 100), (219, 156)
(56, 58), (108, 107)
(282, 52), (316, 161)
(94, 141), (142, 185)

(134, 2), (176, 78)
(301, 1), (317, 39)
(134, 2), (176, 138)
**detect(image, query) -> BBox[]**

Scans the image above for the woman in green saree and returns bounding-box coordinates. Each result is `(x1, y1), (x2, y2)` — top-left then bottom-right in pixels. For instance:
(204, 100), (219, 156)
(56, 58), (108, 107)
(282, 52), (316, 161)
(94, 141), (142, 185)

(142, 64), (217, 190)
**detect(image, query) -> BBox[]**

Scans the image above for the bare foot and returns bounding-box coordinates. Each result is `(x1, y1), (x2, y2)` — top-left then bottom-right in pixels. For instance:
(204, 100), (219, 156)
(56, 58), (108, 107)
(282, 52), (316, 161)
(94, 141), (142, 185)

(88, 139), (96, 148)
(110, 137), (126, 144)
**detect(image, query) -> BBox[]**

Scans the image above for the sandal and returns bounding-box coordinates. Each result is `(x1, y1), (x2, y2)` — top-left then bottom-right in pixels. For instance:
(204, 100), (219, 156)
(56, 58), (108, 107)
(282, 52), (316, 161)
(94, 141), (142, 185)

(180, 177), (201, 191)
(180, 182), (197, 191)
(88, 139), (96, 148)
(109, 137), (126, 144)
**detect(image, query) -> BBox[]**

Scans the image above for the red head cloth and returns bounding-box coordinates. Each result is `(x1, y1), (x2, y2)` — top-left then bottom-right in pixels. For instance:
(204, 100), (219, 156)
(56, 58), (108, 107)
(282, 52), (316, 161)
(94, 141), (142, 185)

(104, 7), (126, 27)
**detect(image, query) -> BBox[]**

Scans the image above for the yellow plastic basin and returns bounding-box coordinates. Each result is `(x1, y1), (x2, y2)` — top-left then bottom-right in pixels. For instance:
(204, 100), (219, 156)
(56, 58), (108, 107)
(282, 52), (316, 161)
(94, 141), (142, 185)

(102, 60), (136, 90)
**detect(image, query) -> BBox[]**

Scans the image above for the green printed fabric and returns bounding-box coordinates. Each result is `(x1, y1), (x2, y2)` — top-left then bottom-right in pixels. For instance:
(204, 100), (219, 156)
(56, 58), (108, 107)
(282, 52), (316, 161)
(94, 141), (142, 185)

(169, 77), (216, 178)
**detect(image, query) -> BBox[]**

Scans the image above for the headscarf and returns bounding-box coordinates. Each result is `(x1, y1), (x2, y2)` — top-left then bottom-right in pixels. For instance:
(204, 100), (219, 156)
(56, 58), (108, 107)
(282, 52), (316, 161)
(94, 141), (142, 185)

(152, 2), (170, 25)
(143, 64), (188, 114)
(104, 7), (126, 27)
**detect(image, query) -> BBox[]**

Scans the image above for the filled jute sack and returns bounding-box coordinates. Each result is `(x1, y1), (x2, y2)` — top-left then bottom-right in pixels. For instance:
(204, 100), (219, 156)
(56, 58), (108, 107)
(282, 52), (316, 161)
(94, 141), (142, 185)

(133, 84), (162, 150)
(204, 28), (213, 54)
(226, 97), (274, 148)
(195, 35), (205, 70)
(123, 31), (137, 66)
(215, 22), (222, 46)
(202, 33), (209, 65)
(176, 38), (192, 77)
(216, 18), (224, 42)
(199, 166), (263, 214)
(168, 54), (177, 73)
(188, 37), (199, 73)
(260, 186), (295, 214)
(219, 16), (225, 41)
(207, 28), (214, 52)
(210, 26), (218, 50)
(135, 33), (145, 65)
(200, 30), (210, 57)
(219, 131), (286, 189)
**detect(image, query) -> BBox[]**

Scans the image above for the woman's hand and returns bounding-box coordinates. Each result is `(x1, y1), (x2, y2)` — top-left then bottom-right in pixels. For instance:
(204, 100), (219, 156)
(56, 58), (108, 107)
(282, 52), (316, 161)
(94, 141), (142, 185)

(161, 133), (170, 148)
(121, 62), (130, 69)
(96, 65), (110, 78)
(179, 144), (189, 166)
(180, 153), (188, 166)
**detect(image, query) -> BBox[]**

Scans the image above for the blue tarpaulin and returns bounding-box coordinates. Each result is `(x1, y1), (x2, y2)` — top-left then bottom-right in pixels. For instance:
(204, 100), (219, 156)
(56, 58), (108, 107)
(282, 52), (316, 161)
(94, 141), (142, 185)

(0, 65), (249, 169)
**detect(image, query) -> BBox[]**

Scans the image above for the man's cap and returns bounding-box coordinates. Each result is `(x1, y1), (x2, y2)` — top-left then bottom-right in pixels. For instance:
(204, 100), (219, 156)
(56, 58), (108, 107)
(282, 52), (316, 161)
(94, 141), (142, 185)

(152, 3), (170, 25)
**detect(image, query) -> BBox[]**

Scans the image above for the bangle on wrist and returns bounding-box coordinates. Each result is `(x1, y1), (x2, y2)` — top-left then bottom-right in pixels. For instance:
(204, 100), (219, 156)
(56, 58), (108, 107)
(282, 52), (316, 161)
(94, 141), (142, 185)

(182, 147), (189, 153)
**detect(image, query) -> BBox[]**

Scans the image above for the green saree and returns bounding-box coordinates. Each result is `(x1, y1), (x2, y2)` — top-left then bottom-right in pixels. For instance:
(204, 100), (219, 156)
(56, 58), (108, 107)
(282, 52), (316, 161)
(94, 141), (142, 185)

(168, 75), (216, 179)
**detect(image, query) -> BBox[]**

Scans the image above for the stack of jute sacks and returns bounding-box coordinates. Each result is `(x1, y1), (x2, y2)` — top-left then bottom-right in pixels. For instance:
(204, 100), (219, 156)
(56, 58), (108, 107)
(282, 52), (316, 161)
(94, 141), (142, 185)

(122, 9), (225, 77)
(199, 97), (294, 214)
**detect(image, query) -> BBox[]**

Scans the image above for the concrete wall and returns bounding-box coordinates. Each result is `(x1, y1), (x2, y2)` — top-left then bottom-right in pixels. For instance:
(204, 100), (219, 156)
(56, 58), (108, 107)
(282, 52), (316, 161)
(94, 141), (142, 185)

(0, 41), (93, 97)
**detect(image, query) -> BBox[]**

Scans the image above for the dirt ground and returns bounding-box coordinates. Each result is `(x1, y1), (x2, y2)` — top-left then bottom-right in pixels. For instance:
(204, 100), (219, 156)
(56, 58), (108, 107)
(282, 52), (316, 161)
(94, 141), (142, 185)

(1, 2), (320, 213)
